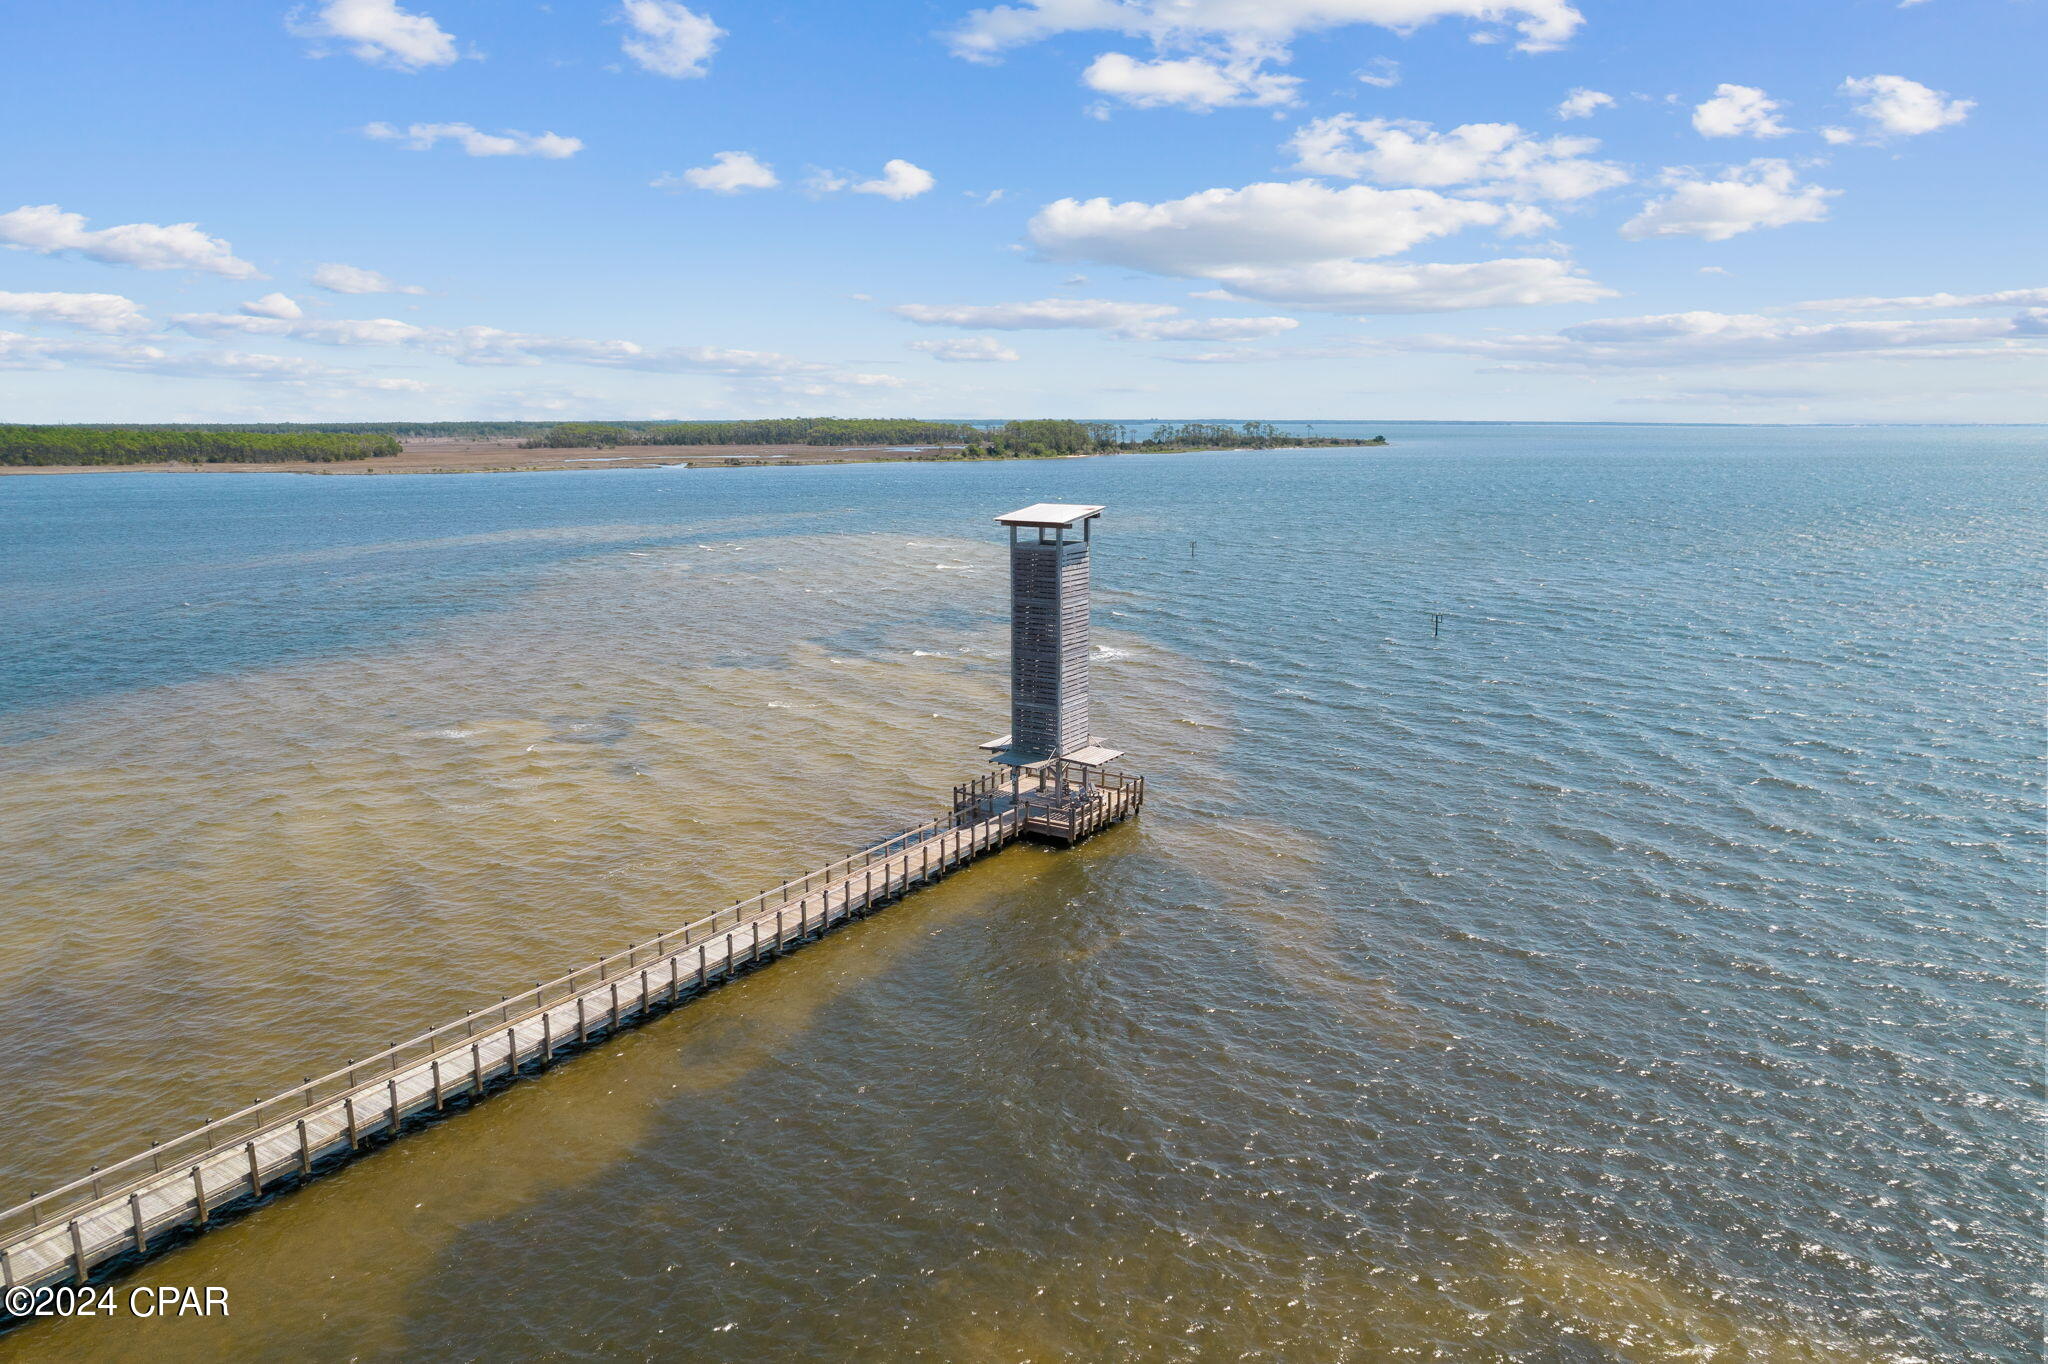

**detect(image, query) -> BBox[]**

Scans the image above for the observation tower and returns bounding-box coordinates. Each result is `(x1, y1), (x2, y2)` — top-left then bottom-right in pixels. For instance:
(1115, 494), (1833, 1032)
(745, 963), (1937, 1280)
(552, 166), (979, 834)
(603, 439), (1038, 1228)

(965, 503), (1138, 840)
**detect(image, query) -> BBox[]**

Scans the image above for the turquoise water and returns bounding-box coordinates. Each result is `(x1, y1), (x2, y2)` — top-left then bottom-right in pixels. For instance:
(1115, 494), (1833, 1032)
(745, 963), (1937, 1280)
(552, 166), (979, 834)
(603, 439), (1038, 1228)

(0, 424), (2041, 1359)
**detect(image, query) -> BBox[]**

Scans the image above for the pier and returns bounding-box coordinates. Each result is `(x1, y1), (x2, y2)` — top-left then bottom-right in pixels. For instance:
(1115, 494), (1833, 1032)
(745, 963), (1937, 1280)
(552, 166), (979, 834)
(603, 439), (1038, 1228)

(0, 504), (1142, 1303)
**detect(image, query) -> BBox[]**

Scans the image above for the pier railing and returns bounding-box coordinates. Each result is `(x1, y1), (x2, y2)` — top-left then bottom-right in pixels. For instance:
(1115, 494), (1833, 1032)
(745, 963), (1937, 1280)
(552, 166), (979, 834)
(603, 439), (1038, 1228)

(0, 764), (1145, 1294)
(1021, 772), (1144, 844)
(0, 800), (1017, 1262)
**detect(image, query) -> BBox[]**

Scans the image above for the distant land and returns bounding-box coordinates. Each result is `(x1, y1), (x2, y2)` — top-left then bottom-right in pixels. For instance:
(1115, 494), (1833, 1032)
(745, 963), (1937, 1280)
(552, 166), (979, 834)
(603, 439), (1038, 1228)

(0, 420), (1385, 477)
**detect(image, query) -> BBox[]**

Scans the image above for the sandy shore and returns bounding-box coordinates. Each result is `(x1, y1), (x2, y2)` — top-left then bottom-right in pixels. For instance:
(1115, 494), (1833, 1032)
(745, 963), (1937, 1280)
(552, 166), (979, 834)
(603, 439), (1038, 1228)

(0, 438), (973, 477)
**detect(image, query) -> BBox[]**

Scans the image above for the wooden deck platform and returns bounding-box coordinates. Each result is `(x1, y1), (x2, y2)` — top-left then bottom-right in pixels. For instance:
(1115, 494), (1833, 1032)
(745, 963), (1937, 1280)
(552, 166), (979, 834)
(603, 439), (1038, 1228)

(0, 766), (1142, 1302)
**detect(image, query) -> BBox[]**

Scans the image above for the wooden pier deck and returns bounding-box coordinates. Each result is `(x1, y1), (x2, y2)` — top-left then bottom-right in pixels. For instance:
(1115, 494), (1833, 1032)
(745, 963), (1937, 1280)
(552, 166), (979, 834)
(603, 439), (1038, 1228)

(0, 766), (1142, 1302)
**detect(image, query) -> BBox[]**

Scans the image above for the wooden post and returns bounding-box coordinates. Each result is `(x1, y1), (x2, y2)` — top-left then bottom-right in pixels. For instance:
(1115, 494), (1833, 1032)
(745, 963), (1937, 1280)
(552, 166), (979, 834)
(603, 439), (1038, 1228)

(130, 1192), (146, 1253)
(191, 1165), (209, 1223)
(639, 968), (650, 1016)
(609, 982), (621, 1030)
(577, 996), (588, 1044)
(471, 1042), (485, 1094)
(345, 1095), (359, 1148)
(697, 942), (707, 988)
(296, 1120), (312, 1175)
(542, 1009), (553, 1061)
(431, 1060), (444, 1111)
(387, 1078), (401, 1130)
(246, 1142), (262, 1198)
(69, 1220), (87, 1284)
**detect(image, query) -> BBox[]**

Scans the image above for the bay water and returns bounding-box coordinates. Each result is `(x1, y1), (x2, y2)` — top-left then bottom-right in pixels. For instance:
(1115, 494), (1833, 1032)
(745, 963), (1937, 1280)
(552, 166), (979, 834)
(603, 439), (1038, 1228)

(0, 423), (2040, 1360)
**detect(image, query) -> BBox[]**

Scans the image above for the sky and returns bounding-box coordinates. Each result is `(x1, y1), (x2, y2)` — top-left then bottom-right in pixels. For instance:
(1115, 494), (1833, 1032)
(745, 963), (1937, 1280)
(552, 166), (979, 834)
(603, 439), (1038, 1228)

(1, 0), (2041, 424)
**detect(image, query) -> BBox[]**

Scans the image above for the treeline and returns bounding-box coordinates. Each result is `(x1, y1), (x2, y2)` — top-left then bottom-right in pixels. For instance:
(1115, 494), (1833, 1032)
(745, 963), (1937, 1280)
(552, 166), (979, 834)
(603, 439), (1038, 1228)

(45, 421), (554, 437)
(0, 426), (402, 467)
(520, 418), (980, 449)
(955, 420), (1385, 458)
(1128, 421), (1383, 450)
(958, 420), (1125, 458)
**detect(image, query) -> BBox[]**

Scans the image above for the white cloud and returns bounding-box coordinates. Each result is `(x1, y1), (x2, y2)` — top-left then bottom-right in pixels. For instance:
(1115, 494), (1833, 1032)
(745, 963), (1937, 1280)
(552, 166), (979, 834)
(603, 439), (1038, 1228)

(892, 298), (1180, 330)
(1023, 179), (1601, 310)
(1157, 348), (1282, 364)
(174, 313), (429, 347)
(890, 296), (1299, 339)
(1620, 160), (1834, 241)
(1821, 126), (1857, 145)
(618, 1), (723, 79)
(1082, 52), (1300, 109)
(0, 330), (401, 387)
(1555, 87), (1613, 119)
(1364, 308), (2044, 369)
(0, 332), (128, 372)
(910, 337), (1022, 362)
(134, 350), (387, 383)
(1288, 115), (1627, 200)
(1189, 256), (1612, 311)
(1615, 385), (1829, 407)
(1031, 180), (1512, 275)
(1356, 57), (1401, 87)
(240, 292), (304, 319)
(289, 0), (461, 71)
(1129, 315), (1299, 340)
(1793, 287), (2048, 312)
(660, 151), (779, 193)
(363, 122), (584, 159)
(948, 0), (1586, 61)
(814, 160), (936, 199)
(1691, 83), (1791, 138)
(0, 204), (261, 278)
(162, 310), (900, 396)
(852, 159), (936, 199)
(311, 262), (427, 295)
(0, 291), (150, 333)
(1840, 74), (1972, 137)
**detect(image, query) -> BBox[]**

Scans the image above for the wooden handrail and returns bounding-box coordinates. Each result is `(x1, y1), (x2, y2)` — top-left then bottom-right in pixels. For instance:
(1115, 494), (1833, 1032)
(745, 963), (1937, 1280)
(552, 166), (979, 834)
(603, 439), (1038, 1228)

(0, 800), (1026, 1244)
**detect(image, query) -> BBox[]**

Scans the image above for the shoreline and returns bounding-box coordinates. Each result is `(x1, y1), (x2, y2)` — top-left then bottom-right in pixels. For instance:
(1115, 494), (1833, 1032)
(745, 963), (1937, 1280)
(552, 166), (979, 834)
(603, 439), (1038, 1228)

(0, 439), (960, 478)
(0, 436), (1384, 478)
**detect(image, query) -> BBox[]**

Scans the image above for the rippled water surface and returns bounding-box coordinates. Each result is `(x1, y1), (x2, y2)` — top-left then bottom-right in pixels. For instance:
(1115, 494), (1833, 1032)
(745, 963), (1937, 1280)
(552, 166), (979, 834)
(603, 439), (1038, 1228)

(0, 424), (2041, 1361)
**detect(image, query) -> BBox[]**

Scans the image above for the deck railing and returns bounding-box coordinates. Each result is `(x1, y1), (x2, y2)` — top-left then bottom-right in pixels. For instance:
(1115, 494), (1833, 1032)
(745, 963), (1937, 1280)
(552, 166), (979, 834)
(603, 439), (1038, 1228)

(1020, 767), (1145, 842)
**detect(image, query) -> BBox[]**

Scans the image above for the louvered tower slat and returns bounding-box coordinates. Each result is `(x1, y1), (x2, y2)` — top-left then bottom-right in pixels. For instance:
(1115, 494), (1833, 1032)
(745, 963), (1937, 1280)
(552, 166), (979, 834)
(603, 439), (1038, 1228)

(987, 504), (1110, 768)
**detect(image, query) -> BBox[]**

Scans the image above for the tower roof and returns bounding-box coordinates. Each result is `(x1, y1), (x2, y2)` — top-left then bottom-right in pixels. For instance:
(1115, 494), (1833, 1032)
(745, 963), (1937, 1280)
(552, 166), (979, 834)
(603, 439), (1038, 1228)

(995, 503), (1104, 528)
